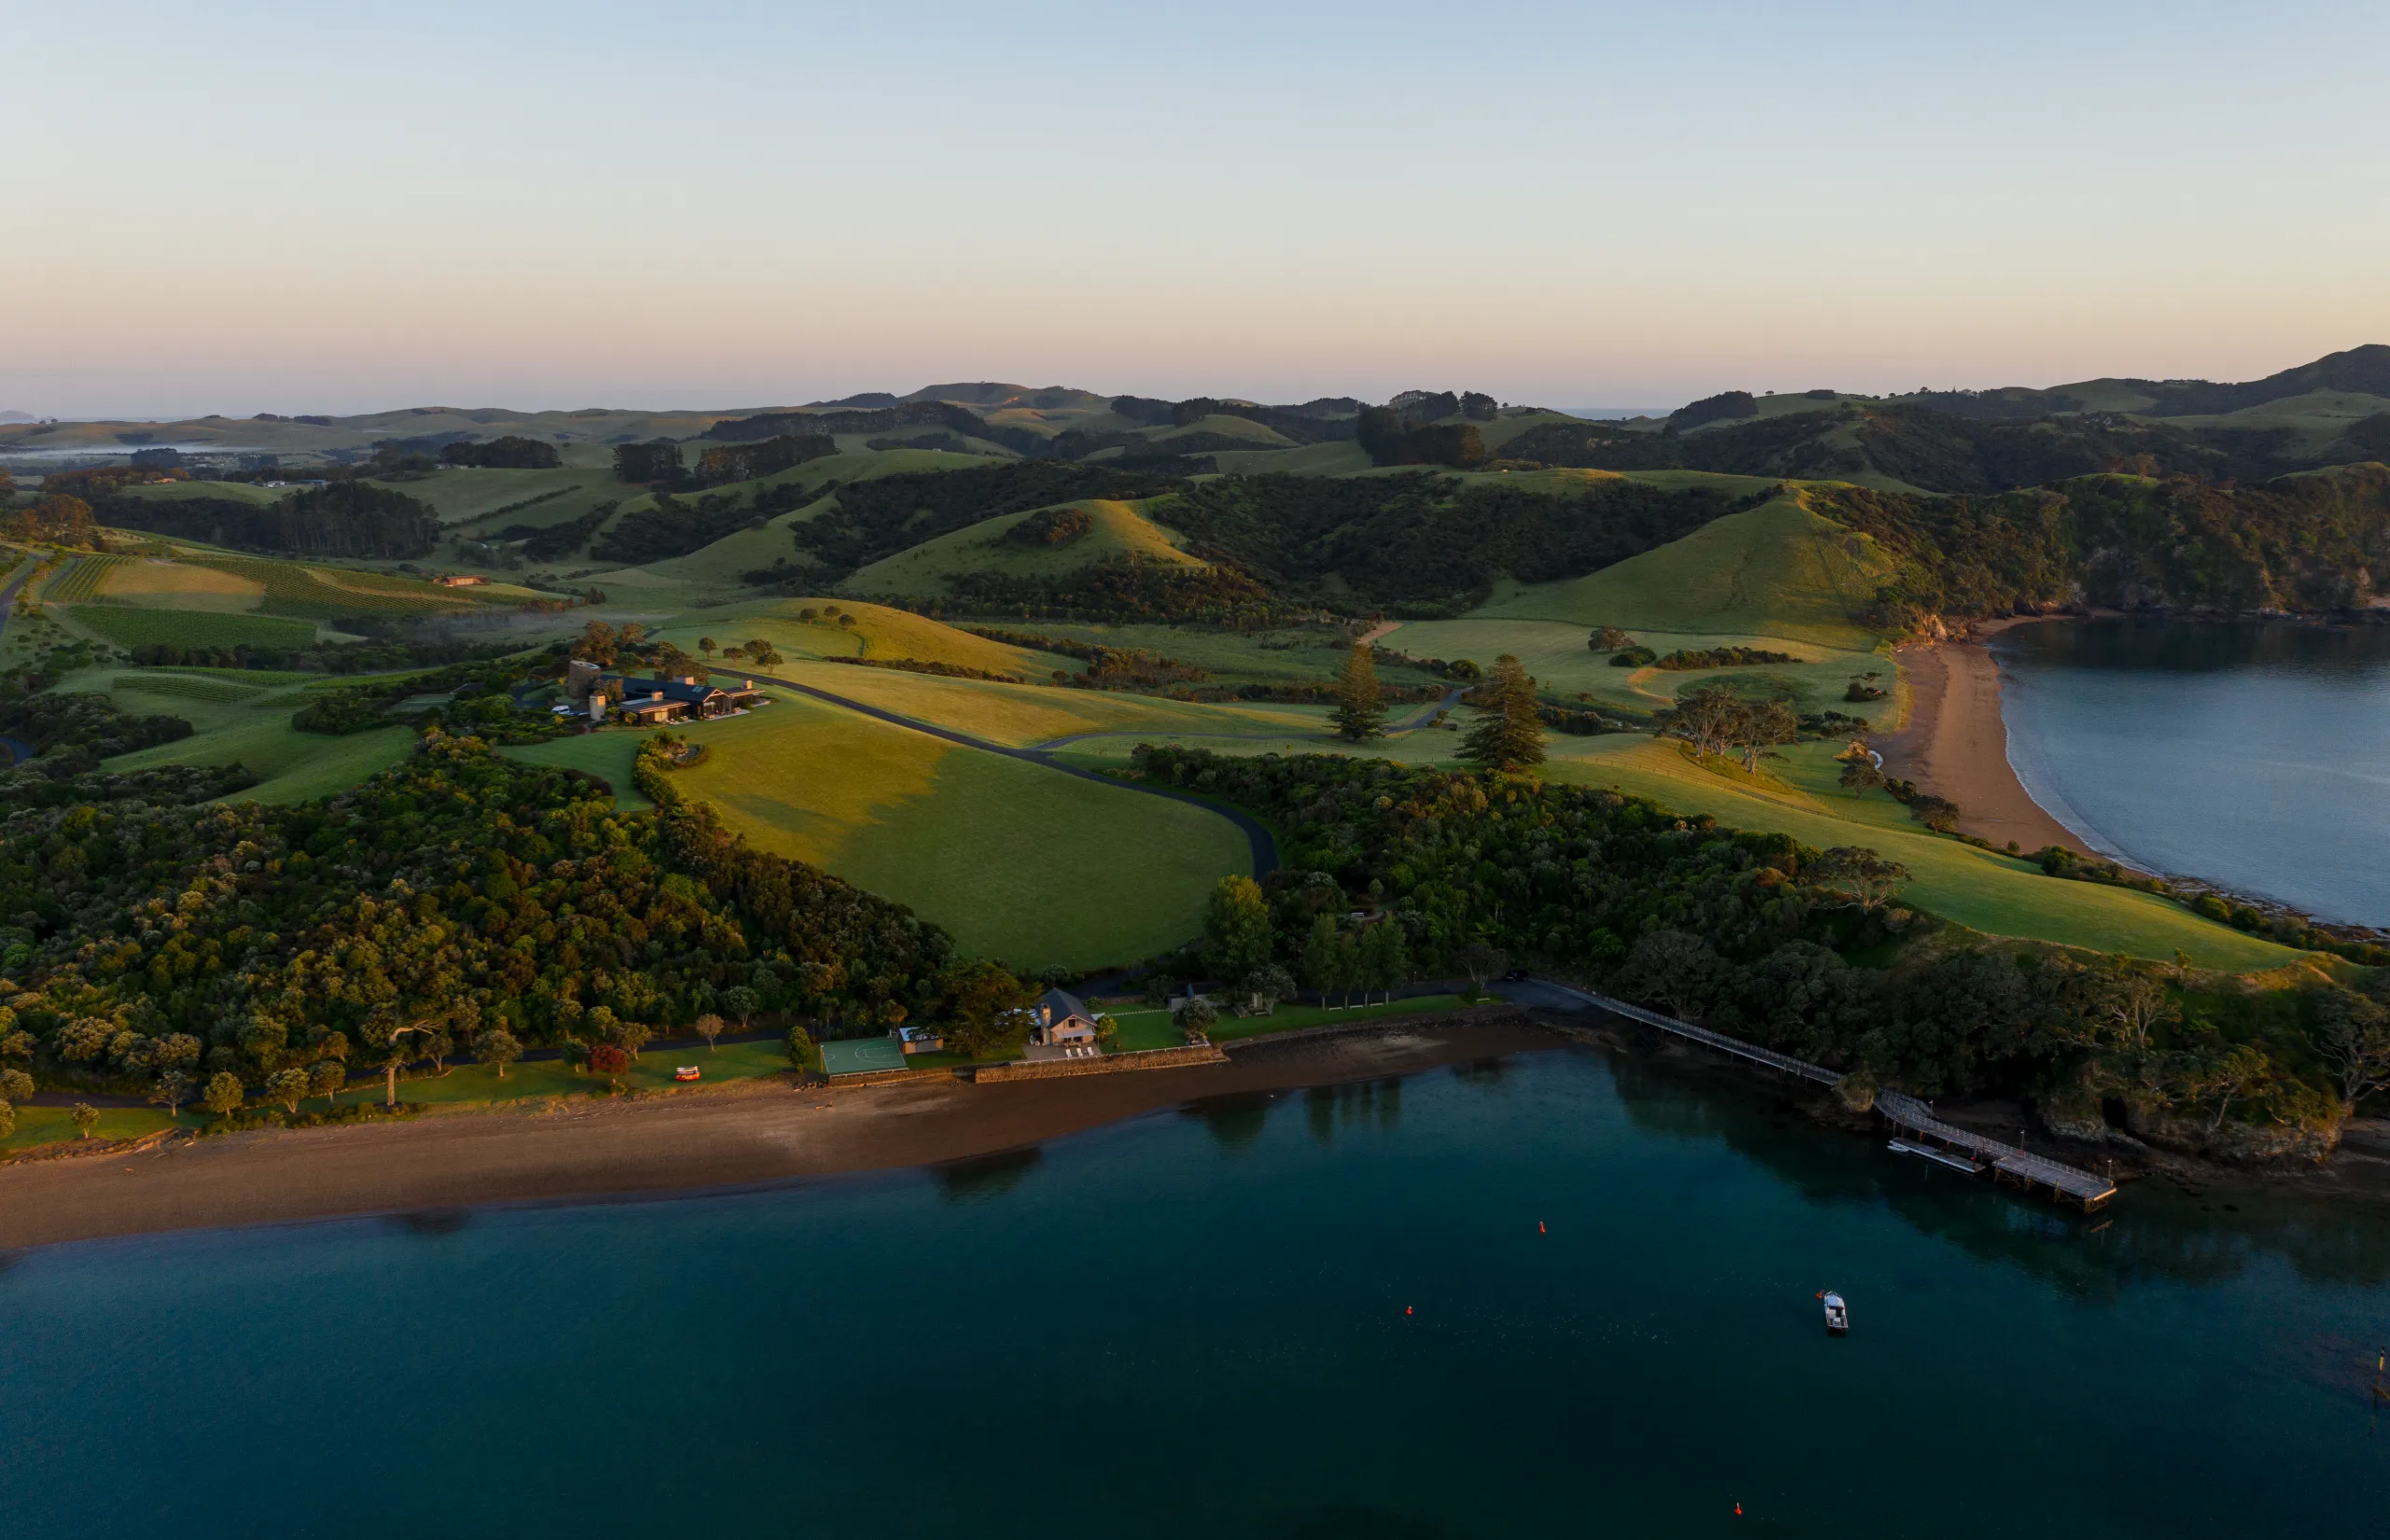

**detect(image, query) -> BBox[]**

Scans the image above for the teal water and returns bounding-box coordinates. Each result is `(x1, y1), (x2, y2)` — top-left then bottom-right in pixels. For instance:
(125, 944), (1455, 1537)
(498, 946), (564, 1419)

(6, 1046), (2390, 1537)
(1994, 619), (2390, 925)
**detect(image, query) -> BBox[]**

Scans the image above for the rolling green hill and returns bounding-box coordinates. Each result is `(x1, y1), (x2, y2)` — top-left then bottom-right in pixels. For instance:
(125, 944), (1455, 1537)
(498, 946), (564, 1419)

(844, 497), (1203, 597)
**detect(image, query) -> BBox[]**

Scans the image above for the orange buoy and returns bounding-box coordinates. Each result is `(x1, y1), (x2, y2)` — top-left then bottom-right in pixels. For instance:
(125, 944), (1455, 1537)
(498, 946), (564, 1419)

(1405, 1306), (1413, 1316)
(1735, 1503), (1743, 1517)
(1538, 1221), (1546, 1234)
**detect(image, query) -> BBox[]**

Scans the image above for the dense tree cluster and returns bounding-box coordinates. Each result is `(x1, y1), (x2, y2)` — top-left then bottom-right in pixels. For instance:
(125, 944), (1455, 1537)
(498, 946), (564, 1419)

(440, 436), (562, 469)
(1355, 407), (1486, 469)
(695, 433), (836, 487)
(927, 557), (1287, 627)
(95, 481), (442, 559)
(0, 734), (963, 1110)
(1132, 746), (2386, 1140)
(1004, 504), (1094, 546)
(1652, 646), (1798, 670)
(589, 490), (768, 565)
(1809, 466), (2390, 623)
(1160, 473), (1762, 614)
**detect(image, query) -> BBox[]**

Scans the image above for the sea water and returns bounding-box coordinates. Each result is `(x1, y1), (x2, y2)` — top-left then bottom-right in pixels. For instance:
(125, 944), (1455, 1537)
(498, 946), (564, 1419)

(4, 1047), (2388, 1537)
(1994, 619), (2390, 926)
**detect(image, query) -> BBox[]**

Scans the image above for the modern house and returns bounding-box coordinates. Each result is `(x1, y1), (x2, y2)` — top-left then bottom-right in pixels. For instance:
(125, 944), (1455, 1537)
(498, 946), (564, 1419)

(1030, 987), (1100, 1049)
(599, 674), (768, 725)
(891, 1025), (945, 1056)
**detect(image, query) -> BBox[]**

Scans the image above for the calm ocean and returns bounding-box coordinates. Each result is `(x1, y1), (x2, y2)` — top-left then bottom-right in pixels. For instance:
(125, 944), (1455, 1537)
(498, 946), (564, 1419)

(5, 1046), (2388, 1537)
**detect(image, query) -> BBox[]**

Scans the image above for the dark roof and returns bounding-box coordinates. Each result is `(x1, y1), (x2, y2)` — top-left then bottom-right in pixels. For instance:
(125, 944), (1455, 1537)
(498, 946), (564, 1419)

(1036, 987), (1090, 1026)
(617, 677), (724, 705)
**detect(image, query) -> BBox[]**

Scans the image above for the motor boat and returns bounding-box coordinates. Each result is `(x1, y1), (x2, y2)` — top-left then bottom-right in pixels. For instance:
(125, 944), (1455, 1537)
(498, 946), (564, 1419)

(1821, 1291), (1849, 1335)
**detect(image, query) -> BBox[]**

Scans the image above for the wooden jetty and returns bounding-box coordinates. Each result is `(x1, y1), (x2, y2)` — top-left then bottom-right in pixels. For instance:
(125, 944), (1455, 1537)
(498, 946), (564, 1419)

(1527, 979), (2116, 1211)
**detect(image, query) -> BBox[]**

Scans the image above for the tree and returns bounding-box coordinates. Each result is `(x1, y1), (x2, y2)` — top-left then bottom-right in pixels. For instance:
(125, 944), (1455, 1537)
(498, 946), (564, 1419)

(1093, 1013), (1119, 1049)
(1239, 964), (1297, 1017)
(72, 1102), (100, 1140)
(1736, 699), (1800, 772)
(266, 1068), (312, 1116)
(362, 1015), (442, 1108)
(698, 636), (717, 657)
(1838, 757), (1885, 796)
(785, 1022), (816, 1070)
(1588, 626), (1633, 651)
(2317, 992), (2390, 1108)
(475, 1028), (523, 1079)
(202, 1071), (246, 1119)
(1174, 997), (1218, 1038)
(936, 960), (1035, 1056)
(149, 1070), (193, 1118)
(1300, 914), (1343, 1001)
(693, 1013), (726, 1053)
(587, 1043), (632, 1080)
(1454, 940), (1509, 993)
(1666, 685), (1743, 759)
(0, 1067), (32, 1104)
(723, 987), (762, 1029)
(1806, 847), (1909, 913)
(1460, 654), (1544, 772)
(308, 1058), (346, 1108)
(1619, 930), (1722, 1019)
(1360, 919), (1410, 1004)
(1329, 644), (1385, 741)
(1204, 875), (1275, 984)
(0, 1099), (12, 1139)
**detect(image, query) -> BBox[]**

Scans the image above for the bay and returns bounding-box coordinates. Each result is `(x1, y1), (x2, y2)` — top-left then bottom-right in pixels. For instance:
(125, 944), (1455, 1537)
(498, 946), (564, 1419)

(4, 1047), (2388, 1538)
(1993, 619), (2390, 925)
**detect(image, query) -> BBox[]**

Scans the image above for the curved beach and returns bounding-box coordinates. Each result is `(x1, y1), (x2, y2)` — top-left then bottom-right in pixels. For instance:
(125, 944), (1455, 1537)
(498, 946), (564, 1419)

(1875, 632), (2092, 859)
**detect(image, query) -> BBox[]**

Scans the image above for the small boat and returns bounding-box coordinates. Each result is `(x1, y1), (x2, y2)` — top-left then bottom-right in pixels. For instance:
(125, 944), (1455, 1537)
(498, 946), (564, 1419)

(674, 1066), (701, 1082)
(1821, 1291), (1849, 1336)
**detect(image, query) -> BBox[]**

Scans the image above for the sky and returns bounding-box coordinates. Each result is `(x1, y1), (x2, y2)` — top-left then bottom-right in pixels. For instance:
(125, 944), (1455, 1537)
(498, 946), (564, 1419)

(4, 0), (2387, 419)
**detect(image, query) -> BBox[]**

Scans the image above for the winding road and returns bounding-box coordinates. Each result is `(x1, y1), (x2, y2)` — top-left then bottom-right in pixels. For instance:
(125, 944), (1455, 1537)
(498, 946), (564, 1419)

(709, 666), (1284, 876)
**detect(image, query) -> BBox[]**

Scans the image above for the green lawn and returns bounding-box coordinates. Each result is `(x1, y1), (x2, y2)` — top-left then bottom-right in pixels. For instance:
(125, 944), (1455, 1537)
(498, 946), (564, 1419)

(499, 730), (657, 810)
(3, 1104), (190, 1154)
(667, 690), (1253, 970)
(1204, 994), (1474, 1042)
(385, 1038), (793, 1107)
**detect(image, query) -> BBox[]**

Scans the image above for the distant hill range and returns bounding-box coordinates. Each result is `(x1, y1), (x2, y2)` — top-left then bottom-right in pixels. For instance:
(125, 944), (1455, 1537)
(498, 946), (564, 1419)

(6, 346), (2386, 499)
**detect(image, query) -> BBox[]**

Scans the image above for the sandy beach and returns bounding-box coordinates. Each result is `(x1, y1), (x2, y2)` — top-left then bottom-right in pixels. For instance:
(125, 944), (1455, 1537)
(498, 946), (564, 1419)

(0, 1016), (1564, 1251)
(1875, 629), (2089, 858)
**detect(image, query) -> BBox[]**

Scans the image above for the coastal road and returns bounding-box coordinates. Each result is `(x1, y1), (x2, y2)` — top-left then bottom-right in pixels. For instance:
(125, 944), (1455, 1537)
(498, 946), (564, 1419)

(709, 666), (1281, 875)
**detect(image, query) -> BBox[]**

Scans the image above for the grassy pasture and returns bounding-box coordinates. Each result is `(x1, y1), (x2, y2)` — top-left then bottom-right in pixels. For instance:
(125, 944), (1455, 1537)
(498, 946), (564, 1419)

(111, 707), (417, 804)
(375, 466), (617, 525)
(1473, 494), (1896, 649)
(499, 731), (655, 811)
(182, 557), (487, 619)
(2, 1105), (188, 1155)
(666, 691), (1252, 970)
(108, 672), (269, 705)
(1543, 735), (2298, 969)
(111, 480), (285, 506)
(648, 597), (1075, 679)
(66, 605), (317, 651)
(842, 498), (1204, 598)
(1206, 441), (1373, 476)
(1384, 616), (1895, 722)
(752, 659), (1326, 747)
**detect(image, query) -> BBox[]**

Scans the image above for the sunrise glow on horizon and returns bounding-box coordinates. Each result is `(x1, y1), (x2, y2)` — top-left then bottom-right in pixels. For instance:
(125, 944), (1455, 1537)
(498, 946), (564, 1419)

(6, 0), (2387, 419)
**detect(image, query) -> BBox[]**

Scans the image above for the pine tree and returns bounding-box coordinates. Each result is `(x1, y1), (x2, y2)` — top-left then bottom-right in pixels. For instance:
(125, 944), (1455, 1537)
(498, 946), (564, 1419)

(1329, 643), (1385, 741)
(1459, 653), (1545, 772)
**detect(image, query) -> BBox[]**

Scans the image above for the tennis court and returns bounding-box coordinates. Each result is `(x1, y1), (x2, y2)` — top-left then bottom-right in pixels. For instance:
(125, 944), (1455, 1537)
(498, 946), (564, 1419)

(820, 1037), (908, 1076)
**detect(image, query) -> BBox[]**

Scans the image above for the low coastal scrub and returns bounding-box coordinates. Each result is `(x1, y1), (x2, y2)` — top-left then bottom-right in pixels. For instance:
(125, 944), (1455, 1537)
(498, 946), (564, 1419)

(1132, 745), (2390, 1157)
(1652, 646), (1798, 670)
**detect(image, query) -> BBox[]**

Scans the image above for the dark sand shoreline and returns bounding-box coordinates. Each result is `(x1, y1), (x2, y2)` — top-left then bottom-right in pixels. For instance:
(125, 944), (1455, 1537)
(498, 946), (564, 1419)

(0, 1019), (1565, 1251)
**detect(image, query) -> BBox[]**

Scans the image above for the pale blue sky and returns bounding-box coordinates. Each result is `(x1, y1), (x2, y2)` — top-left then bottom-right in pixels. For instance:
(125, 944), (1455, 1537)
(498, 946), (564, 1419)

(5, 1), (2384, 416)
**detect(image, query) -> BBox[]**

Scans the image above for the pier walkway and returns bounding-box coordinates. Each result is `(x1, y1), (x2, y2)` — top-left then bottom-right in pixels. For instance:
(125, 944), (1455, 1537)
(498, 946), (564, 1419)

(1511, 977), (2116, 1211)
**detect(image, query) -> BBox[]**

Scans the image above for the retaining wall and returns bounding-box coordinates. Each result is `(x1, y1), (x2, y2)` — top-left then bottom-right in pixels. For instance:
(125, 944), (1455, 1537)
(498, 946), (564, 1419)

(972, 1043), (1228, 1082)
